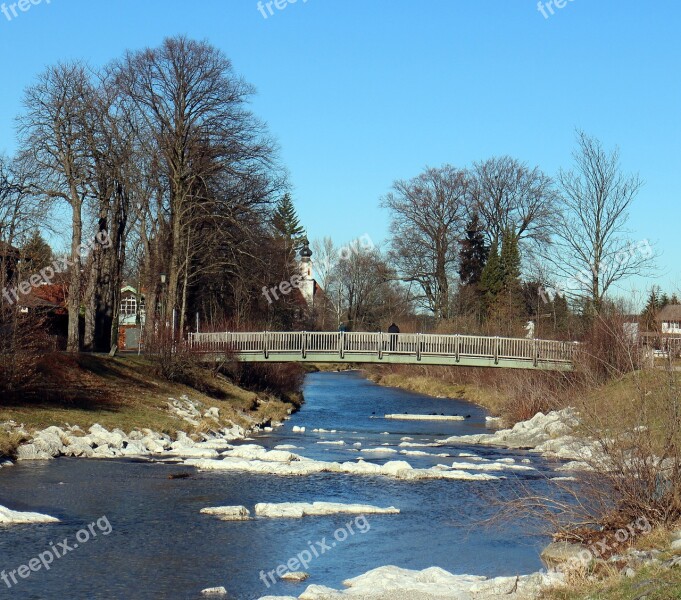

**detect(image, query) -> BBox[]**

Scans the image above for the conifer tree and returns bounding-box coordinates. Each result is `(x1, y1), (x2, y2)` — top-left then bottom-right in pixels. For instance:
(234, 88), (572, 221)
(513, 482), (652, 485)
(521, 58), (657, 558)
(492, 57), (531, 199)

(272, 193), (305, 247)
(642, 286), (662, 331)
(458, 213), (488, 287)
(480, 239), (503, 310)
(20, 230), (53, 272)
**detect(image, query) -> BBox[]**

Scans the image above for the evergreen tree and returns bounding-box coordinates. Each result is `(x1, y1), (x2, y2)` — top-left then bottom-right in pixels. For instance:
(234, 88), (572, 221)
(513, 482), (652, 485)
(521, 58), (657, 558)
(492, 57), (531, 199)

(553, 293), (570, 334)
(20, 230), (53, 272)
(495, 230), (525, 321)
(272, 193), (305, 247)
(458, 213), (488, 286)
(480, 239), (503, 311)
(642, 286), (662, 331)
(499, 230), (521, 292)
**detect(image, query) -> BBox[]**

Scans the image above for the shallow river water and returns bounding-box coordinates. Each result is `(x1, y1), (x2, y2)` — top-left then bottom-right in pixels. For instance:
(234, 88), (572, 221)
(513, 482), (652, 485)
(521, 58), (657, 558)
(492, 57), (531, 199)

(0, 371), (561, 600)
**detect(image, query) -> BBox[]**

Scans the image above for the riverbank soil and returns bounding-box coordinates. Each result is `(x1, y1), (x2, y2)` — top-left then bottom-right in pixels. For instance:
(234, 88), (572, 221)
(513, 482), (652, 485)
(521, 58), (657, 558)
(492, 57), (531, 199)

(0, 354), (302, 458)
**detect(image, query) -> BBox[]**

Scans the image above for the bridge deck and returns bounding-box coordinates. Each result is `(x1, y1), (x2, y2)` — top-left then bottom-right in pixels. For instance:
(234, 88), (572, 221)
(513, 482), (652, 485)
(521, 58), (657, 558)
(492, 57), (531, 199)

(188, 332), (576, 371)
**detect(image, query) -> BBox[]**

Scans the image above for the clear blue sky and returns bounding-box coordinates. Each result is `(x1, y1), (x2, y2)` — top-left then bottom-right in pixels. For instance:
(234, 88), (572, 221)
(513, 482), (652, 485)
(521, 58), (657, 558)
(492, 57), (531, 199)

(0, 0), (679, 298)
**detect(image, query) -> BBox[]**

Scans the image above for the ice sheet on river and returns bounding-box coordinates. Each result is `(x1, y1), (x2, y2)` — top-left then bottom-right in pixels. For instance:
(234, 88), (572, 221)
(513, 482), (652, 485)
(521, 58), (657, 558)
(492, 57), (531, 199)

(258, 564), (564, 599)
(184, 444), (534, 481)
(0, 505), (60, 525)
(254, 502), (400, 518)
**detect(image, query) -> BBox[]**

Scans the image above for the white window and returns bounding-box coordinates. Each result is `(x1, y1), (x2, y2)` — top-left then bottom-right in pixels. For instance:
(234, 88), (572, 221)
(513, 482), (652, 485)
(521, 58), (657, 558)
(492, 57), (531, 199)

(121, 296), (137, 316)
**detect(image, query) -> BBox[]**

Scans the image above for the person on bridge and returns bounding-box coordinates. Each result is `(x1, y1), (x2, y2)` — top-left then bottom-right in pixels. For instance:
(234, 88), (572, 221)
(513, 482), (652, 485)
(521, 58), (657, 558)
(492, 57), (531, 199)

(388, 322), (400, 352)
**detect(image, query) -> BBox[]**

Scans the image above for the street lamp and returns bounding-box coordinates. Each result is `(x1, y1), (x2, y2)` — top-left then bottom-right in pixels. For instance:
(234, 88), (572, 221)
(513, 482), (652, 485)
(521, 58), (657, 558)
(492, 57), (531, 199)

(159, 273), (168, 329)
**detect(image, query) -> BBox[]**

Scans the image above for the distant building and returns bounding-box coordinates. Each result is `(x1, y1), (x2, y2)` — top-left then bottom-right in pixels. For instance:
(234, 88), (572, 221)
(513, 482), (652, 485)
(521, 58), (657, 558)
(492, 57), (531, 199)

(659, 304), (681, 334)
(118, 285), (145, 350)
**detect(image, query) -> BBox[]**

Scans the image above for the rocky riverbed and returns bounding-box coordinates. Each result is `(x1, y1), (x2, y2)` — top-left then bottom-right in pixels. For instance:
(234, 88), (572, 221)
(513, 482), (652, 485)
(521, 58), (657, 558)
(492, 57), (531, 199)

(0, 372), (601, 599)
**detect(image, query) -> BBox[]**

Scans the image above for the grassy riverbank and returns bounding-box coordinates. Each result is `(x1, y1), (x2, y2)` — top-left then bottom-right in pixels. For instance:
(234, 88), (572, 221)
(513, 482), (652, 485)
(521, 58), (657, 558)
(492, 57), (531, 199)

(362, 364), (571, 424)
(0, 354), (303, 458)
(543, 567), (681, 600)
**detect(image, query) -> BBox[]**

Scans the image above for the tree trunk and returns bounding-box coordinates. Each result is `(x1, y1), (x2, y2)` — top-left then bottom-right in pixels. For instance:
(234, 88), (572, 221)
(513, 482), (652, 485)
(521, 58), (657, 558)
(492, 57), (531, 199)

(67, 202), (83, 352)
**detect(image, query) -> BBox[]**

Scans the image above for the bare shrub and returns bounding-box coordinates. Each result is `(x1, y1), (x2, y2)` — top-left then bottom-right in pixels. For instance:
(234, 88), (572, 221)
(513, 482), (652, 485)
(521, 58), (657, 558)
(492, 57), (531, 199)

(0, 306), (51, 400)
(575, 313), (639, 381)
(145, 326), (199, 384)
(496, 344), (681, 545)
(230, 362), (305, 404)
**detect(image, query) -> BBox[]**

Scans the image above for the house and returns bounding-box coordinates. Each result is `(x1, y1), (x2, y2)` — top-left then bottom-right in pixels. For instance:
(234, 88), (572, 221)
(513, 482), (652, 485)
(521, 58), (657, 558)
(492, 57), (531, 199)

(659, 304), (681, 334)
(118, 285), (145, 351)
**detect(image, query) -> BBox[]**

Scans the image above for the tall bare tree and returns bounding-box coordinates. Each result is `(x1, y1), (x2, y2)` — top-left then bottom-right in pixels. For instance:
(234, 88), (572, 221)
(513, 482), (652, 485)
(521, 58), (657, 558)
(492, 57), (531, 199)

(17, 63), (96, 351)
(113, 36), (281, 334)
(382, 165), (470, 320)
(550, 131), (654, 312)
(472, 156), (557, 247)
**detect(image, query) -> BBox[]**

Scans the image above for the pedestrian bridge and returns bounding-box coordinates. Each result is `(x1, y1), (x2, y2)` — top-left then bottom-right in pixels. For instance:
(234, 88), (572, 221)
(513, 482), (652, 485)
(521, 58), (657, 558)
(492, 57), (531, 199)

(188, 331), (576, 371)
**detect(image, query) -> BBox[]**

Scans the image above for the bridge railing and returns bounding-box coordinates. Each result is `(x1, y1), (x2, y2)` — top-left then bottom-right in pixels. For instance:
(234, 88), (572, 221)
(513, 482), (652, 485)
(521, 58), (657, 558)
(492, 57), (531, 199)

(188, 331), (577, 365)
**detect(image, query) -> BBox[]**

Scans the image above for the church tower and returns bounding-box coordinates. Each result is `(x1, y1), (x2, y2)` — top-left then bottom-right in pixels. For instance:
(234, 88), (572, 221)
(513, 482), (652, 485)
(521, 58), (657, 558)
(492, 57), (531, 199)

(298, 238), (315, 305)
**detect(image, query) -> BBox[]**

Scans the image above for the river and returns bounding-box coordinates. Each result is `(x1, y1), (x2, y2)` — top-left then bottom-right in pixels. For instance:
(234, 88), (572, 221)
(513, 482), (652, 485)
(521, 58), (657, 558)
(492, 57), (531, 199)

(0, 371), (561, 599)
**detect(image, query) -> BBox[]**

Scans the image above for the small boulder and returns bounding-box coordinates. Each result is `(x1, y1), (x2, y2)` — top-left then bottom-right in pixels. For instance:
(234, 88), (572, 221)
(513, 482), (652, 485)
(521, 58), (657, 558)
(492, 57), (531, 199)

(281, 571), (310, 582)
(540, 541), (591, 569)
(200, 587), (227, 596)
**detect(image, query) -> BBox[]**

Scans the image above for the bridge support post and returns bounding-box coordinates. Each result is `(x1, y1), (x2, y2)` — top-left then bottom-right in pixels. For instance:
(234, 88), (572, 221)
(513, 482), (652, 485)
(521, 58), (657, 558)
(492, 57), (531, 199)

(302, 331), (307, 359)
(378, 333), (383, 360)
(417, 333), (422, 361)
(264, 331), (269, 360)
(455, 334), (460, 363)
(533, 339), (538, 367)
(494, 336), (500, 365)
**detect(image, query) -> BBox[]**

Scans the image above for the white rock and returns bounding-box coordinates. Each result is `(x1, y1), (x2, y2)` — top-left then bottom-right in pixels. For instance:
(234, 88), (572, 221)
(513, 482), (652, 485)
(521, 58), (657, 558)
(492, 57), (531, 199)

(292, 426), (306, 433)
(280, 571), (310, 582)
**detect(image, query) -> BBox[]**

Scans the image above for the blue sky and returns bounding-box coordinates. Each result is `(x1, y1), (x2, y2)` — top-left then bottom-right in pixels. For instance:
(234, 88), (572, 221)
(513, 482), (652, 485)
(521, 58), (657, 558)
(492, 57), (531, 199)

(0, 0), (679, 298)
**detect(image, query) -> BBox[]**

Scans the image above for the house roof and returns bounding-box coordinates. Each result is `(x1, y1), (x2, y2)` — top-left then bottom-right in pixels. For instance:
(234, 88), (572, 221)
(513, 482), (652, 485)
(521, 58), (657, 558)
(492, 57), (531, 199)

(20, 284), (67, 313)
(658, 304), (681, 322)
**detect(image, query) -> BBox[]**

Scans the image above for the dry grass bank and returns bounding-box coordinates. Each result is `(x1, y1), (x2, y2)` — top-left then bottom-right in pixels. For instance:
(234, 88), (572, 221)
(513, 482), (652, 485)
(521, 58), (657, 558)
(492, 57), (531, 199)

(0, 354), (303, 458)
(363, 364), (574, 425)
(541, 564), (681, 600)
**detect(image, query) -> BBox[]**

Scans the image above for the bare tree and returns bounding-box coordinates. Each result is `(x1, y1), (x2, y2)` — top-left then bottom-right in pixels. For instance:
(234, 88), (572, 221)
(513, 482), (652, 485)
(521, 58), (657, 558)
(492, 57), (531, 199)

(112, 35), (282, 334)
(382, 165), (470, 320)
(0, 155), (42, 245)
(472, 156), (558, 247)
(17, 63), (97, 351)
(550, 132), (654, 312)
(329, 246), (410, 331)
